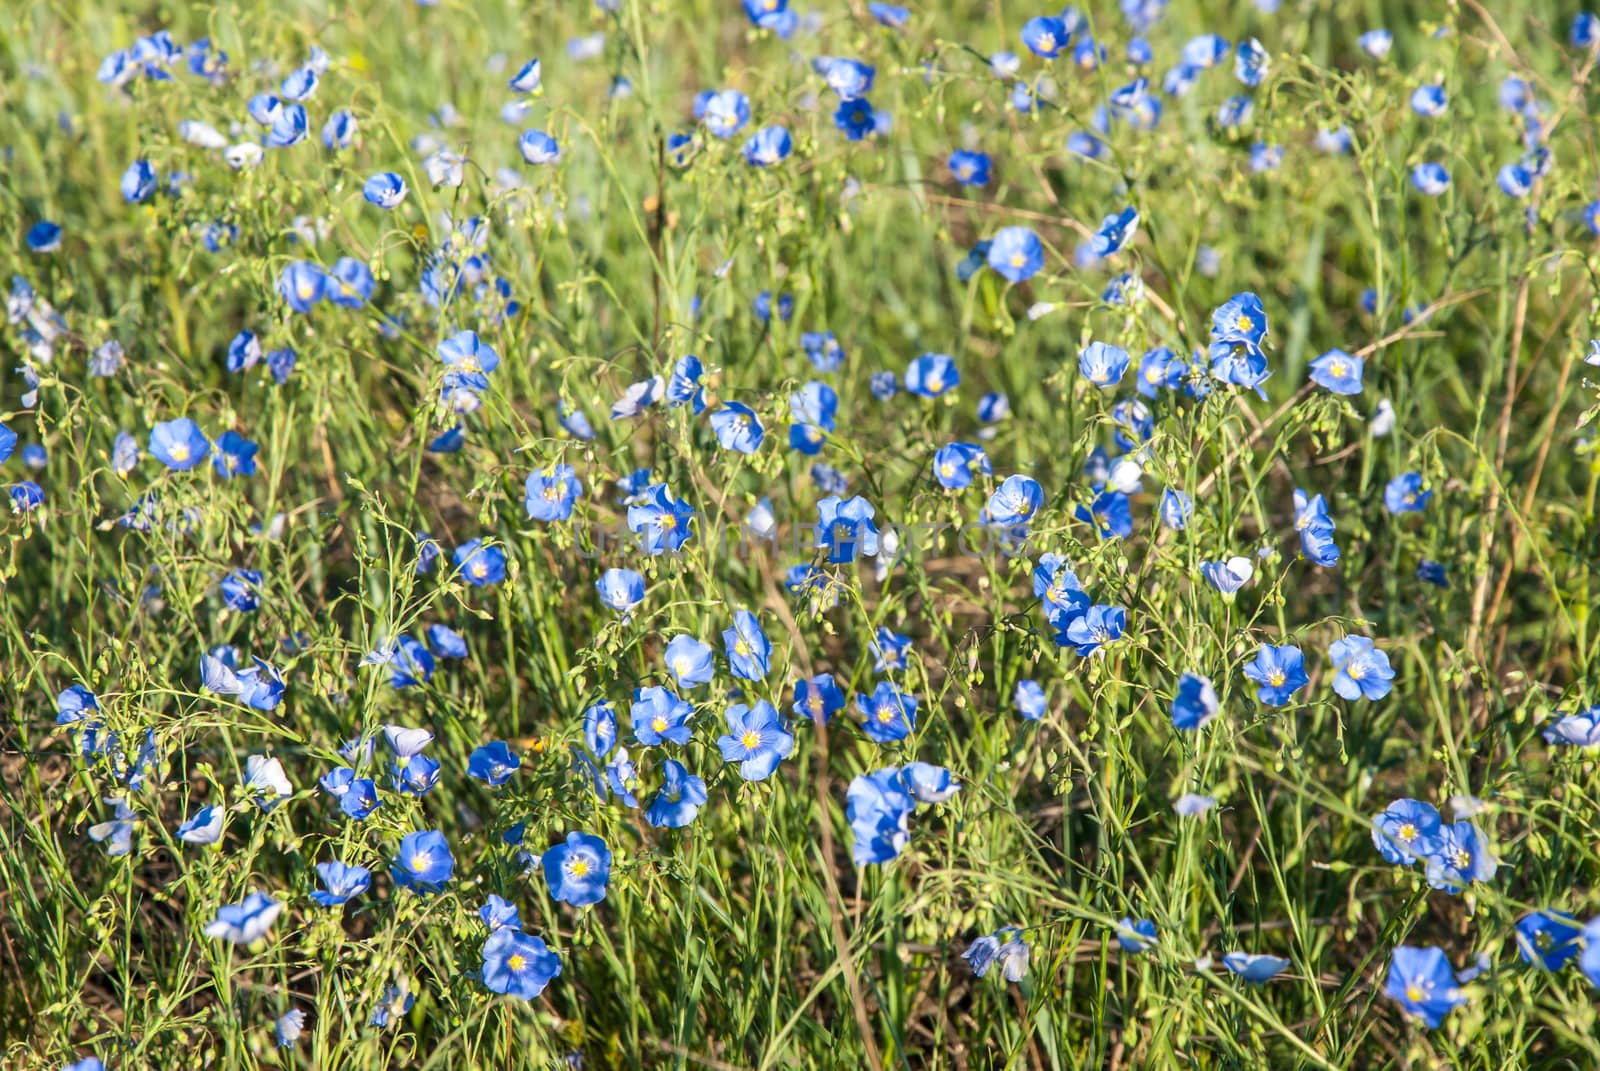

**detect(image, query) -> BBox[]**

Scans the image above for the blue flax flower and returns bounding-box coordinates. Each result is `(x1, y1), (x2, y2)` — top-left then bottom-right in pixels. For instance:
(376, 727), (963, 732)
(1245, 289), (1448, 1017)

(481, 930), (561, 998)
(1515, 910), (1582, 970)
(1328, 636), (1394, 700)
(311, 861), (371, 907)
(391, 830), (454, 895)
(1371, 798), (1441, 865)
(1243, 644), (1308, 706)
(1384, 946), (1465, 1028)
(846, 767), (913, 864)
(857, 681), (918, 743)
(717, 700), (795, 780)
(543, 831), (612, 906)
(632, 685), (693, 745)
(722, 610), (772, 680)
(645, 759), (708, 828)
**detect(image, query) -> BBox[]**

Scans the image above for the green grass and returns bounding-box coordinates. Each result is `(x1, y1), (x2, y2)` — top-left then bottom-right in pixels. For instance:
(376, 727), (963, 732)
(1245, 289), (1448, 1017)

(4, 0), (1600, 1068)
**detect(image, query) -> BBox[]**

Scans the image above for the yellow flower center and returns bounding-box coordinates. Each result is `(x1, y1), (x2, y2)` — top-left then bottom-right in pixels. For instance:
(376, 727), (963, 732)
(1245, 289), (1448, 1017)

(651, 716), (667, 733)
(170, 443), (190, 462)
(1267, 669), (1286, 687)
(569, 857), (589, 877)
(741, 730), (761, 748)
(507, 953), (527, 971)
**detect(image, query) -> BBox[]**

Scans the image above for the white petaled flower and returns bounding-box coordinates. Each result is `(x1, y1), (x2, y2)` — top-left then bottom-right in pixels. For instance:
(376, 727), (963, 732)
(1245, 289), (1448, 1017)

(178, 119), (228, 149)
(1370, 398), (1396, 437)
(243, 755), (292, 810)
(1110, 459), (1143, 494)
(225, 142), (264, 170)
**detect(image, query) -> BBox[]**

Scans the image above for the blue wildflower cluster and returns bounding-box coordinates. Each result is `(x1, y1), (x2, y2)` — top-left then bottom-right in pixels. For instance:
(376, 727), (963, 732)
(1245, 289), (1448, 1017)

(10, 1), (1600, 1067)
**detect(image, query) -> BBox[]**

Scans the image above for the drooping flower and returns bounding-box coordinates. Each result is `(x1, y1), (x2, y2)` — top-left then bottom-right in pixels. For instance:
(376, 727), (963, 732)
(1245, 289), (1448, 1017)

(722, 609), (772, 680)
(1014, 679), (1048, 721)
(596, 568), (646, 615)
(467, 742), (521, 786)
(645, 759), (708, 828)
(815, 495), (880, 563)
(204, 891), (283, 943)
(1221, 952), (1289, 983)
(1171, 673), (1219, 730)
(710, 402), (765, 453)
(1543, 705), (1600, 747)
(362, 172), (407, 208)
(1117, 918), (1157, 953)
(846, 767), (913, 864)
(742, 125), (792, 166)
